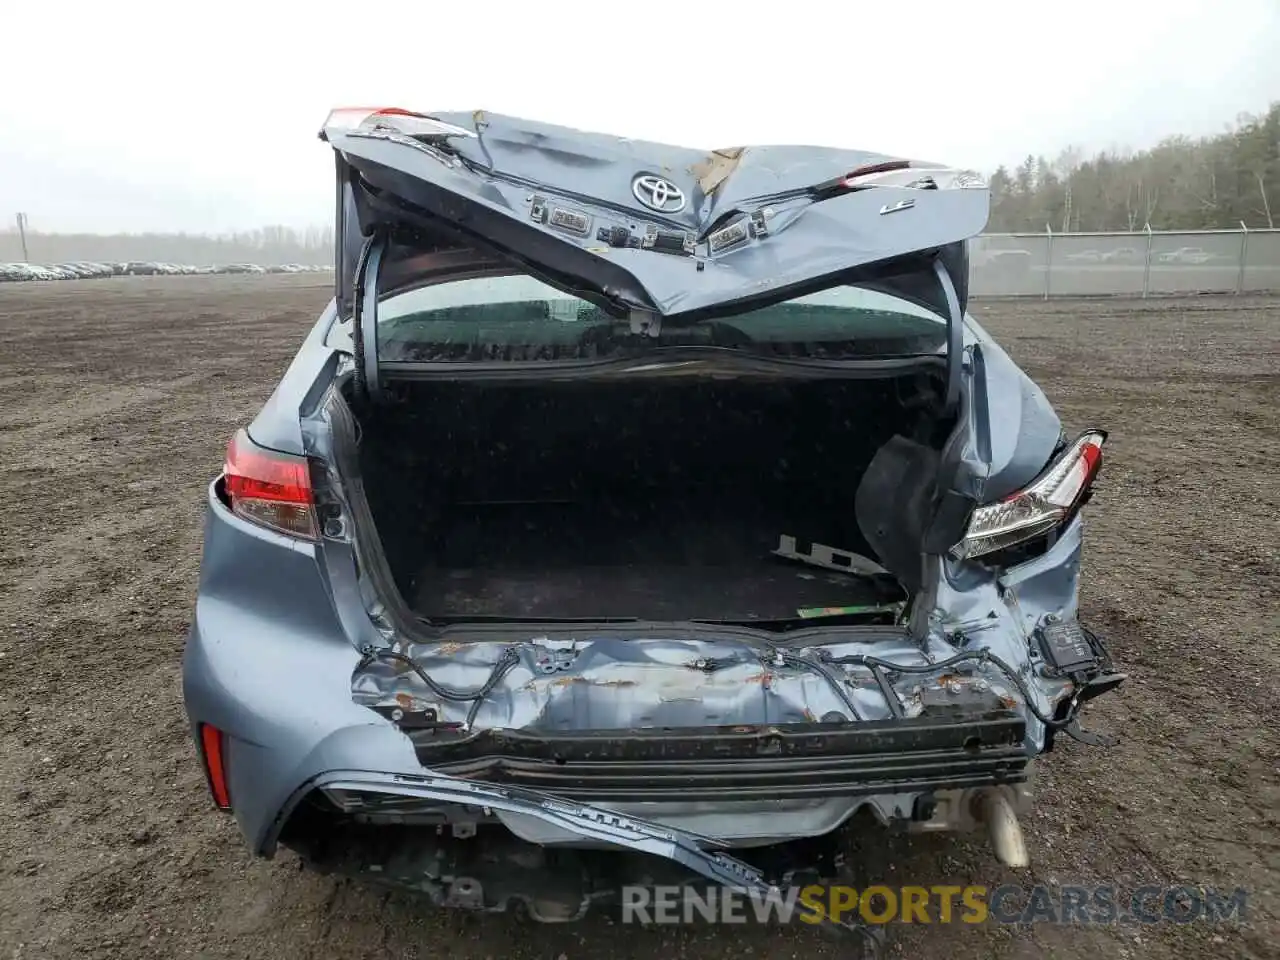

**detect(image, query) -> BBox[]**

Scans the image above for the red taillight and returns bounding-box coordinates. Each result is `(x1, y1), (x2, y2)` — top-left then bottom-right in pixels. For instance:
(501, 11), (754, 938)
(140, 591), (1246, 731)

(1079, 440), (1102, 477)
(222, 429), (317, 540)
(199, 723), (231, 810)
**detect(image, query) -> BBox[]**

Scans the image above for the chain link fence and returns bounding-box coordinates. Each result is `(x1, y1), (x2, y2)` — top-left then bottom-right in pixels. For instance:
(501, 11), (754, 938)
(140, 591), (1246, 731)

(970, 227), (1280, 298)
(5, 225), (1279, 297)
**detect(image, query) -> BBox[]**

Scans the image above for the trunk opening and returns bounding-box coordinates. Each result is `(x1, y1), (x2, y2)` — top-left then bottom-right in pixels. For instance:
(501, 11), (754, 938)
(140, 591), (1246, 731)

(344, 371), (951, 627)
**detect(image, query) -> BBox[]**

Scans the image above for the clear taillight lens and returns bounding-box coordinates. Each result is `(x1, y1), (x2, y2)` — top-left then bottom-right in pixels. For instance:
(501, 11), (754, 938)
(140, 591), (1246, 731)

(953, 430), (1106, 560)
(222, 429), (317, 540)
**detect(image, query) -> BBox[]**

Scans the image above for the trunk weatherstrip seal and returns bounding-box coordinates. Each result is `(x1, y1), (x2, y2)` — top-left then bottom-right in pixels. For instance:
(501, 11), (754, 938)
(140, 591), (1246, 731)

(932, 256), (963, 416)
(357, 230), (388, 402)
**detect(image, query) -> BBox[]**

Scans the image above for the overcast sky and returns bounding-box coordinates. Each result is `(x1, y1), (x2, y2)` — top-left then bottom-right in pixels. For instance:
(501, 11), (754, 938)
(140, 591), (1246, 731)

(2, 0), (1277, 234)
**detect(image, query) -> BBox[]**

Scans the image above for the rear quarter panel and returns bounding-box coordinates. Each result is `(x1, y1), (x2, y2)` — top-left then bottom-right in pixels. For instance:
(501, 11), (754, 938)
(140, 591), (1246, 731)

(182, 491), (413, 852)
(247, 300), (342, 456)
(961, 316), (1062, 501)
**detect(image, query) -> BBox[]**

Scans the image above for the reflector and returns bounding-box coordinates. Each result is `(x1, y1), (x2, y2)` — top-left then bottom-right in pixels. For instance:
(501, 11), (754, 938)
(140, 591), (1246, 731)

(199, 723), (231, 811)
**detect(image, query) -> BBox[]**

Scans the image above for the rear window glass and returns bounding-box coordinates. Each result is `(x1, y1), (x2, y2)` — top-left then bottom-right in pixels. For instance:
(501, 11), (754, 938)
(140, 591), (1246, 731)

(376, 274), (947, 362)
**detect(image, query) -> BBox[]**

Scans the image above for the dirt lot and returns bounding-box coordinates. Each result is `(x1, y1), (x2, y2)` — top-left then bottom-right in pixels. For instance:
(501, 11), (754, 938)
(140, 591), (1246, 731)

(0, 276), (1276, 959)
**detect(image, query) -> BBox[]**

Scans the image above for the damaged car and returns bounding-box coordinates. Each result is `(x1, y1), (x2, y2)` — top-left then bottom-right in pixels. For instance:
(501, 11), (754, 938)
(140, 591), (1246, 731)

(183, 108), (1123, 945)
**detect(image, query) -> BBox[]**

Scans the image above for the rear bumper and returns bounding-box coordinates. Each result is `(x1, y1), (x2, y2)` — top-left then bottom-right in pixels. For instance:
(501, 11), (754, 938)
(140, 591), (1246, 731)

(187, 578), (1027, 851)
(182, 491), (424, 853)
(413, 713), (1027, 803)
(184, 488), (1072, 855)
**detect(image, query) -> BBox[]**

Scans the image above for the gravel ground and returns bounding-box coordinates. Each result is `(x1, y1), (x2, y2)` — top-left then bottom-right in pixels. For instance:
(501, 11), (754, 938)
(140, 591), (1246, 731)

(0, 276), (1276, 959)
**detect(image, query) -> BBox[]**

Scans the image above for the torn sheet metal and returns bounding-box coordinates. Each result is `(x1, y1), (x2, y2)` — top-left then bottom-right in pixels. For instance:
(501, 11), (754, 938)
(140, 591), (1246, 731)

(326, 110), (989, 323)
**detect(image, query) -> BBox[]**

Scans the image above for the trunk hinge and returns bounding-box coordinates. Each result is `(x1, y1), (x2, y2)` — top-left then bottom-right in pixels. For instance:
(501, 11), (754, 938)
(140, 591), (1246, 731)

(932, 256), (964, 417)
(352, 228), (389, 404)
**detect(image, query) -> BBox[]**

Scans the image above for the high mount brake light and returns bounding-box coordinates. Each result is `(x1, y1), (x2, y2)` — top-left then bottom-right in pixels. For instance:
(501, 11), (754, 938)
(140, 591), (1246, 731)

(953, 431), (1106, 560)
(321, 106), (476, 141)
(222, 429), (318, 540)
(811, 159), (914, 198)
(841, 158), (913, 186)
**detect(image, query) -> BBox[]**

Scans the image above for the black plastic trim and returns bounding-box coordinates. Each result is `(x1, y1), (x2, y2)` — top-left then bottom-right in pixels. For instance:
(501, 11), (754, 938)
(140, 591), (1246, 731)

(411, 709), (1028, 802)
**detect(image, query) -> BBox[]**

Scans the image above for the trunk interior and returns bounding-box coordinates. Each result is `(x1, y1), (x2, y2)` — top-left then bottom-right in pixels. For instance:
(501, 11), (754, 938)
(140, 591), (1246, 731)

(350, 374), (946, 624)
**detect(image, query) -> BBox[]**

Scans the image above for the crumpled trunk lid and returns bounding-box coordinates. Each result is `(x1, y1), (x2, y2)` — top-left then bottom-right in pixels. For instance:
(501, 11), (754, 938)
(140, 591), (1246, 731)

(322, 109), (988, 323)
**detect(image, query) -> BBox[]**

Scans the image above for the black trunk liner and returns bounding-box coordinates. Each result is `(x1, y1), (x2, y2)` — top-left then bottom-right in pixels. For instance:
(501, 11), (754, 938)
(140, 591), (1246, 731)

(408, 499), (888, 621)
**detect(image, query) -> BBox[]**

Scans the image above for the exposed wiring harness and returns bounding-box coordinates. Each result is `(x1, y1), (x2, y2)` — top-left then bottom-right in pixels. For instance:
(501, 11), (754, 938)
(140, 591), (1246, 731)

(814, 647), (1089, 730)
(777, 653), (866, 721)
(1081, 624), (1114, 670)
(356, 645), (520, 704)
(357, 630), (1113, 736)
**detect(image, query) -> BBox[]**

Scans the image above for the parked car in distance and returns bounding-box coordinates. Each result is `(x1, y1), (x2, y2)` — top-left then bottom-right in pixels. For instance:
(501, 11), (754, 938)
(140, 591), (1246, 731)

(1157, 246), (1214, 264)
(1065, 249), (1104, 263)
(2, 260), (317, 280)
(1101, 247), (1141, 263)
(969, 239), (1033, 271)
(0, 263), (35, 281)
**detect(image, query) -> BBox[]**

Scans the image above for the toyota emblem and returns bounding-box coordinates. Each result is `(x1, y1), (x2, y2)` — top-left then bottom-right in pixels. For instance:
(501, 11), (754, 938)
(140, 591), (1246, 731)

(631, 174), (687, 213)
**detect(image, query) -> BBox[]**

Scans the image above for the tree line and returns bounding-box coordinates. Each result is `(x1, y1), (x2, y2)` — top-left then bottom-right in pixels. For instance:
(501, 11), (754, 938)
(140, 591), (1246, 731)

(0, 224), (334, 266)
(988, 103), (1279, 234)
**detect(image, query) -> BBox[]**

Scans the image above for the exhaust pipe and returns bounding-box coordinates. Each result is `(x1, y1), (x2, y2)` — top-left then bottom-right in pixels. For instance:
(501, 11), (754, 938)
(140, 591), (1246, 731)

(973, 789), (1029, 868)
